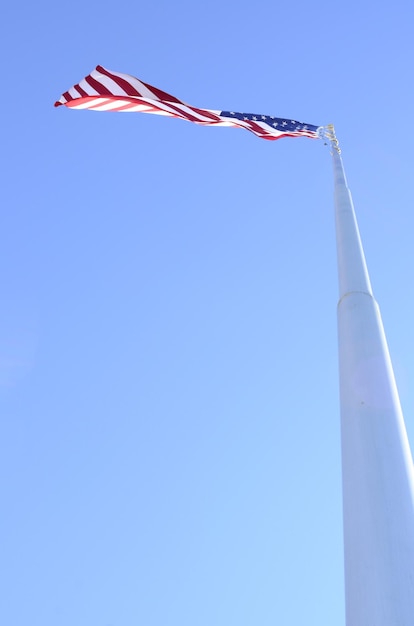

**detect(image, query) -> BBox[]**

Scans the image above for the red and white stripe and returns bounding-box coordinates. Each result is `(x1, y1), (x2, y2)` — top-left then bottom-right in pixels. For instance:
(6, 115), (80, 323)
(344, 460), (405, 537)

(55, 66), (320, 141)
(55, 66), (225, 122)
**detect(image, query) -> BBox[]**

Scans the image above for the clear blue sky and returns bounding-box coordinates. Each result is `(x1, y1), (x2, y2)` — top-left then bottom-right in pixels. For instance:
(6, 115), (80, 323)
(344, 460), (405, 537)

(2, 1), (414, 624)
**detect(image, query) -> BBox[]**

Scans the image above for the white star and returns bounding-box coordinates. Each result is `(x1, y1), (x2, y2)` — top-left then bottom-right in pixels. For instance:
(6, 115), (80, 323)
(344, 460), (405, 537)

(272, 121), (279, 127)
(253, 116), (258, 121)
(282, 121), (287, 126)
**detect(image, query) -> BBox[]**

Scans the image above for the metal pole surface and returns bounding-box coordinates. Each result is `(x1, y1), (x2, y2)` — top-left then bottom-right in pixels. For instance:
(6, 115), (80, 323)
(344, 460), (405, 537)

(333, 145), (414, 625)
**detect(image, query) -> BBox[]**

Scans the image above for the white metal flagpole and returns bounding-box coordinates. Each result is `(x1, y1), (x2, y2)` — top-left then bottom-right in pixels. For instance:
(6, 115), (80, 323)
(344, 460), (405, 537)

(330, 129), (414, 625)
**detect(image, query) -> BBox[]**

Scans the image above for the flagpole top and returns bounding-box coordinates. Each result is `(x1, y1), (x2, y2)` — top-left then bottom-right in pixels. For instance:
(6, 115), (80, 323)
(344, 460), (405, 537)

(323, 124), (341, 154)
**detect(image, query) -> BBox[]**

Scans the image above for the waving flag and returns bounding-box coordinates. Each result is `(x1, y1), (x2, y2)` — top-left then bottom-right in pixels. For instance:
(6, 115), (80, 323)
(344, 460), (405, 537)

(55, 66), (321, 142)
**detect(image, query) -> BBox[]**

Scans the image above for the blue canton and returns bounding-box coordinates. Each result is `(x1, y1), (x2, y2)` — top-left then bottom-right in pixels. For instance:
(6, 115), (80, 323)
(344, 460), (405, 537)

(220, 111), (319, 133)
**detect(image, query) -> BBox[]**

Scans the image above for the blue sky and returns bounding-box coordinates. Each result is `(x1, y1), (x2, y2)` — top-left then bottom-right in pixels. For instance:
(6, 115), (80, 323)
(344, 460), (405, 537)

(2, 1), (414, 624)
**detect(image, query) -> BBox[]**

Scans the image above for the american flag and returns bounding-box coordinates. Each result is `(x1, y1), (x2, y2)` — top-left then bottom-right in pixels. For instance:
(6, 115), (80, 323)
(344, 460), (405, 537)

(55, 66), (321, 141)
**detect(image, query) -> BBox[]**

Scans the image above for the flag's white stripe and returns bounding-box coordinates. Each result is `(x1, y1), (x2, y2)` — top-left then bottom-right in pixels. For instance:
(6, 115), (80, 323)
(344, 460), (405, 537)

(122, 98), (180, 117)
(175, 103), (221, 122)
(78, 78), (101, 96)
(255, 120), (283, 131)
(135, 107), (174, 116)
(120, 104), (167, 113)
(89, 70), (130, 97)
(212, 121), (237, 127)
(255, 123), (285, 137)
(120, 102), (184, 117)
(116, 98), (187, 119)
(87, 97), (195, 118)
(224, 118), (265, 132)
(224, 118), (285, 137)
(98, 66), (161, 101)
(140, 99), (220, 123)
(86, 100), (133, 111)
(89, 101), (173, 113)
(69, 86), (81, 99)
(71, 98), (112, 109)
(118, 107), (173, 115)
(203, 110), (240, 126)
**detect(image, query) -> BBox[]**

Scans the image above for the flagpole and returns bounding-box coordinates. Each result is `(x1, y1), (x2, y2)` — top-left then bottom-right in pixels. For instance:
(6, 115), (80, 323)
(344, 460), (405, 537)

(331, 131), (414, 625)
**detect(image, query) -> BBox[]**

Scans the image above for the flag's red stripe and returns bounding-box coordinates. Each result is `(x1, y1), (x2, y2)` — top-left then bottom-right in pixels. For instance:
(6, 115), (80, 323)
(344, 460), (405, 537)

(63, 97), (92, 108)
(188, 106), (222, 122)
(74, 83), (89, 97)
(96, 65), (142, 98)
(96, 65), (185, 104)
(140, 81), (185, 105)
(63, 97), (127, 110)
(150, 100), (220, 124)
(84, 75), (113, 96)
(243, 118), (274, 136)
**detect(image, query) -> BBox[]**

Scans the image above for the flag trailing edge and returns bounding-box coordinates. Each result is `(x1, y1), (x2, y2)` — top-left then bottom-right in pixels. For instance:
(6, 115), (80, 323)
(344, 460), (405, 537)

(55, 65), (323, 142)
